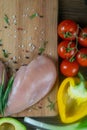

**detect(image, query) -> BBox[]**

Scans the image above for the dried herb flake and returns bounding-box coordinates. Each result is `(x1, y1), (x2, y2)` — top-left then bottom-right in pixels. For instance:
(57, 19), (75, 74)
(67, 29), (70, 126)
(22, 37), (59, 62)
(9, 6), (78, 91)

(4, 14), (10, 25)
(2, 49), (10, 58)
(47, 97), (56, 111)
(38, 41), (48, 55)
(0, 39), (3, 46)
(29, 13), (43, 19)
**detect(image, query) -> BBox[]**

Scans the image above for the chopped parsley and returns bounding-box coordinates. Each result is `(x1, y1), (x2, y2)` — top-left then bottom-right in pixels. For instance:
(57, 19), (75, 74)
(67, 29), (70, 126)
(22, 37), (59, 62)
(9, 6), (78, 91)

(47, 97), (56, 111)
(29, 13), (43, 19)
(0, 39), (3, 46)
(38, 41), (48, 55)
(2, 49), (11, 58)
(4, 14), (10, 25)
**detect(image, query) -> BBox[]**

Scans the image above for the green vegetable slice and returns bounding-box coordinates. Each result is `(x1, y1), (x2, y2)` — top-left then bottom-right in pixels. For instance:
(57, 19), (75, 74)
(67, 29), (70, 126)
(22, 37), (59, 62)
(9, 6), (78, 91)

(0, 117), (26, 130)
(24, 117), (87, 130)
(2, 76), (14, 115)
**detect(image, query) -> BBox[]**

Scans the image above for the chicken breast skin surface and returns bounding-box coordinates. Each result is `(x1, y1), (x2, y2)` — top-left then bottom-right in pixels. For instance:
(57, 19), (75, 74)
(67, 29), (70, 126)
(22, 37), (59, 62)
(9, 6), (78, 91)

(5, 55), (57, 115)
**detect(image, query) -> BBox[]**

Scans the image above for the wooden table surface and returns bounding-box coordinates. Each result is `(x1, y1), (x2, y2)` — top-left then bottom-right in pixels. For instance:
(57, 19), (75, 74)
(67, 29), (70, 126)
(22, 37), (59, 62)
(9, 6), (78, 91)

(0, 0), (58, 117)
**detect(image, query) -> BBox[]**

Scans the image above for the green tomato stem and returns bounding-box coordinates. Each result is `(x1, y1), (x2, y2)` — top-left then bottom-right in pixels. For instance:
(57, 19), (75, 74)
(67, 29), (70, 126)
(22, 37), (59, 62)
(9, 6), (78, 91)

(77, 72), (85, 81)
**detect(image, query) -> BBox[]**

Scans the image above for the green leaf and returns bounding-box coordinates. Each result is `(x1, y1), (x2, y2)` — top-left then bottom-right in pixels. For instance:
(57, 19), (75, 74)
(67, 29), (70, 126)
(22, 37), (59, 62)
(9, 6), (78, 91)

(4, 14), (10, 25)
(2, 76), (14, 115)
(38, 41), (48, 55)
(38, 48), (45, 55)
(76, 117), (87, 129)
(0, 39), (3, 46)
(0, 70), (5, 115)
(0, 69), (14, 116)
(0, 73), (14, 116)
(81, 53), (87, 59)
(47, 97), (55, 111)
(29, 13), (38, 19)
(29, 13), (43, 19)
(2, 49), (11, 58)
(82, 33), (87, 39)
(64, 32), (72, 38)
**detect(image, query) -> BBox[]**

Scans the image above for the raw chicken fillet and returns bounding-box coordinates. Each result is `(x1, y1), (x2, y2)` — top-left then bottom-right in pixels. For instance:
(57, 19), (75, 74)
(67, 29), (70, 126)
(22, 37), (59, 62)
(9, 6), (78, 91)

(5, 55), (57, 115)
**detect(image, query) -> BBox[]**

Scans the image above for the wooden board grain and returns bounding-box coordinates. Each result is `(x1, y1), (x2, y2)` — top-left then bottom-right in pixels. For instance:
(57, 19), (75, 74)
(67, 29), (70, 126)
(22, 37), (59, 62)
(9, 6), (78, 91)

(0, 0), (58, 117)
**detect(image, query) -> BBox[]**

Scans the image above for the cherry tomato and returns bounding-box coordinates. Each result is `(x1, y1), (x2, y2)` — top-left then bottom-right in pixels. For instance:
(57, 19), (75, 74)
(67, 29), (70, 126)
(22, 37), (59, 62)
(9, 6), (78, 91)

(78, 27), (87, 47)
(60, 59), (79, 77)
(76, 48), (87, 66)
(58, 40), (77, 59)
(58, 19), (78, 40)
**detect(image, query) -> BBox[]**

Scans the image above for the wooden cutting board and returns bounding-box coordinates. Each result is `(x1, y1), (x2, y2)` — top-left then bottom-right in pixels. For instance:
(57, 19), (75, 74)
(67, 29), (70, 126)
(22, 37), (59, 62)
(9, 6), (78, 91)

(0, 0), (58, 117)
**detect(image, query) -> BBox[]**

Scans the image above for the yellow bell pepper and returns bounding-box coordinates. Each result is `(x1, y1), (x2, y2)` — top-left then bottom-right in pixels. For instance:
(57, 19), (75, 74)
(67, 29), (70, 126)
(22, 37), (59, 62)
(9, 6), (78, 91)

(57, 72), (87, 123)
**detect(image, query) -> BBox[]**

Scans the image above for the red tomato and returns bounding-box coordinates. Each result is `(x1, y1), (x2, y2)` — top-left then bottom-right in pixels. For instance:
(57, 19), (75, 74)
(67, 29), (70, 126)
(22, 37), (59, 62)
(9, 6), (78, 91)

(58, 40), (77, 59)
(58, 19), (78, 40)
(60, 59), (79, 77)
(76, 48), (87, 66)
(78, 27), (87, 47)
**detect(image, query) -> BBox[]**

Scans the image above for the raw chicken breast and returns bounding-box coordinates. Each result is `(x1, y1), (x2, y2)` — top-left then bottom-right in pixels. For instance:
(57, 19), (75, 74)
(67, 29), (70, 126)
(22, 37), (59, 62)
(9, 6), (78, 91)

(5, 55), (57, 115)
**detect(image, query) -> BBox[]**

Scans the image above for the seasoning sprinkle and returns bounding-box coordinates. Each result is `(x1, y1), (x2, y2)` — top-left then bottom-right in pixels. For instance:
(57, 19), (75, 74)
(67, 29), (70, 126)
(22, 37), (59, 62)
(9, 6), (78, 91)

(12, 15), (16, 19)
(15, 68), (19, 71)
(23, 30), (27, 34)
(17, 27), (24, 31)
(38, 106), (42, 109)
(13, 61), (18, 64)
(13, 19), (17, 25)
(34, 27), (38, 30)
(28, 43), (36, 52)
(28, 109), (32, 112)
(13, 56), (16, 60)
(26, 50), (29, 53)
(4, 14), (10, 25)
(30, 45), (36, 52)
(22, 63), (27, 66)
(12, 15), (17, 25)
(14, 35), (17, 38)
(25, 56), (30, 59)
(49, 52), (52, 56)
(18, 56), (21, 59)
(4, 26), (8, 29)
(28, 43), (32, 47)
(21, 44), (24, 48)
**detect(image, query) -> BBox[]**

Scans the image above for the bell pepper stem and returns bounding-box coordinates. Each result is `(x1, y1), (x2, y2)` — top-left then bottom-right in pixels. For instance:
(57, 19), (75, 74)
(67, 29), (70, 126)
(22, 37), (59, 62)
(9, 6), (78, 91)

(68, 72), (87, 103)
(77, 72), (85, 81)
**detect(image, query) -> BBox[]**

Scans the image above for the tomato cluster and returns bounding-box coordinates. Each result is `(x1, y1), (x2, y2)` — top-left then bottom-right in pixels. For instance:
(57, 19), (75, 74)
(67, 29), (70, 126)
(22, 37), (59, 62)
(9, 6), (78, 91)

(58, 19), (87, 77)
